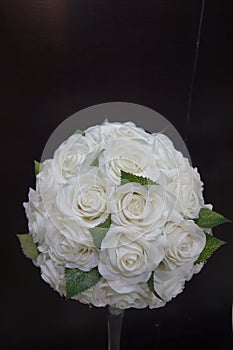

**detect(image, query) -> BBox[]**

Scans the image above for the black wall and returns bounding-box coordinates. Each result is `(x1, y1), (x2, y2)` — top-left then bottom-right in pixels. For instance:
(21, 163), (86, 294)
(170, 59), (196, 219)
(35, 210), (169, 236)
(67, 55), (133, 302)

(2, 1), (233, 349)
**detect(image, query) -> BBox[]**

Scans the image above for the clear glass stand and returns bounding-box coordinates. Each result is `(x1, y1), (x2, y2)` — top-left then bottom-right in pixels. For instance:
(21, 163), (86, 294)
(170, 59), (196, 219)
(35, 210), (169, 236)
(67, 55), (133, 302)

(107, 306), (125, 350)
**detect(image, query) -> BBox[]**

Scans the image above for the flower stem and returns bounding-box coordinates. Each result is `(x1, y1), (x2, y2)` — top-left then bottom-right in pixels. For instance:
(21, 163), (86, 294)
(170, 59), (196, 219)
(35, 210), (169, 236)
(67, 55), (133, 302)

(107, 306), (125, 350)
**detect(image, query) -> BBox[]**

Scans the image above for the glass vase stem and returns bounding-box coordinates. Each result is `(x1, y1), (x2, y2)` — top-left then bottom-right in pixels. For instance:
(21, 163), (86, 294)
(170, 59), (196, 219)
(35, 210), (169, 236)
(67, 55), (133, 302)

(107, 306), (125, 350)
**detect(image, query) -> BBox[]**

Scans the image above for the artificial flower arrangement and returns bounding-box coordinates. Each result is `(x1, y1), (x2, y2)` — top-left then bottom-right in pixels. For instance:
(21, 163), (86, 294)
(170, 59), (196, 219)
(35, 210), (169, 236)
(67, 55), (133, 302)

(18, 121), (230, 309)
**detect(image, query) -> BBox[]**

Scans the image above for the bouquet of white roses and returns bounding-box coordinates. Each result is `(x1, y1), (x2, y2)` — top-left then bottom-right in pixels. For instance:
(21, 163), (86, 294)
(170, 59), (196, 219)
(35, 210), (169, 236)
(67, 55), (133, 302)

(18, 121), (230, 309)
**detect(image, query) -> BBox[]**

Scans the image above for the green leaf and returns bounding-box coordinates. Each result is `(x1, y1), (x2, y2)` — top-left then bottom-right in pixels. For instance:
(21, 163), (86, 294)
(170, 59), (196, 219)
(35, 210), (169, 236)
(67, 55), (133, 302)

(91, 157), (99, 167)
(98, 214), (111, 229)
(90, 150), (104, 167)
(195, 233), (225, 264)
(89, 215), (111, 248)
(17, 234), (39, 260)
(34, 160), (43, 175)
(121, 171), (157, 186)
(65, 267), (101, 298)
(147, 273), (164, 301)
(195, 208), (231, 229)
(74, 129), (85, 136)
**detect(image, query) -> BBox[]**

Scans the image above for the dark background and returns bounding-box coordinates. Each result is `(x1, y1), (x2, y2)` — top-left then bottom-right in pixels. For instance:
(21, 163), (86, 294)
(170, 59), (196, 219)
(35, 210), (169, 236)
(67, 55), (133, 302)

(2, 0), (233, 349)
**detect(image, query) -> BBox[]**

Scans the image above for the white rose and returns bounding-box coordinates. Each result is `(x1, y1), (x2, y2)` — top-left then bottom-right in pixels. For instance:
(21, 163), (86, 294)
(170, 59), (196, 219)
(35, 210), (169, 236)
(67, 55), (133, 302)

(85, 121), (153, 146)
(54, 134), (102, 181)
(74, 278), (109, 307)
(99, 226), (166, 293)
(76, 279), (151, 309)
(167, 164), (204, 219)
(106, 282), (151, 309)
(111, 182), (173, 231)
(149, 262), (196, 306)
(36, 253), (66, 296)
(36, 159), (63, 214)
(152, 134), (204, 219)
(163, 219), (206, 269)
(98, 139), (160, 185)
(84, 124), (103, 144)
(152, 133), (187, 175)
(44, 217), (98, 270)
(99, 121), (153, 145)
(56, 166), (113, 228)
(151, 133), (183, 194)
(24, 188), (47, 245)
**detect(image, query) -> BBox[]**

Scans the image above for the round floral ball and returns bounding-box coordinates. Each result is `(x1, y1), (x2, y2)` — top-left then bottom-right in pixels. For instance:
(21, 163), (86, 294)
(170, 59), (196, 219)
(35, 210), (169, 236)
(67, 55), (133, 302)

(22, 121), (213, 309)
